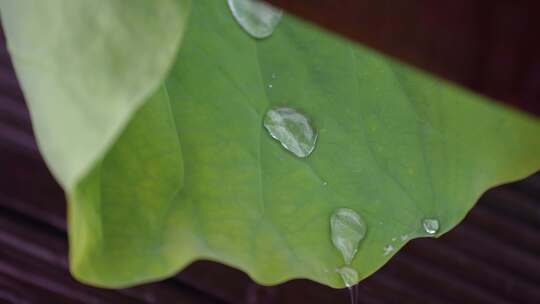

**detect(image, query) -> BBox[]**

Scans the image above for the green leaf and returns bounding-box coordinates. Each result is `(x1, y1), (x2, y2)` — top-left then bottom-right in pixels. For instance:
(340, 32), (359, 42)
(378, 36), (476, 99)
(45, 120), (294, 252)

(159, 1), (540, 288)
(0, 0), (190, 189)
(7, 0), (540, 288)
(69, 86), (184, 286)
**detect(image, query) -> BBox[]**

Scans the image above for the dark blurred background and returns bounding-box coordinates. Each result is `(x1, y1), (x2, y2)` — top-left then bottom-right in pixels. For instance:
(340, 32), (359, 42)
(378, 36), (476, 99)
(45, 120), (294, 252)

(1, 10), (540, 304)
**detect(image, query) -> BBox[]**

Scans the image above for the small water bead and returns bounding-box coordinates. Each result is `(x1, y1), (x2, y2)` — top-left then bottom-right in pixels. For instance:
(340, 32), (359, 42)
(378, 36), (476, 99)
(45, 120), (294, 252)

(336, 266), (358, 288)
(383, 244), (395, 256)
(268, 84), (273, 88)
(263, 107), (317, 158)
(423, 218), (440, 235)
(330, 208), (367, 265)
(227, 0), (283, 39)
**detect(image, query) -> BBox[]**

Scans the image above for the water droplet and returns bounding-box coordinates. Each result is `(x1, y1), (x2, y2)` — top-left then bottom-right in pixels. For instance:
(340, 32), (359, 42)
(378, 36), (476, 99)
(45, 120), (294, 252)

(323, 181), (328, 186)
(330, 208), (367, 265)
(268, 84), (273, 88)
(336, 266), (358, 288)
(383, 244), (394, 256)
(391, 237), (396, 242)
(227, 0), (283, 39)
(263, 107), (317, 158)
(422, 218), (439, 235)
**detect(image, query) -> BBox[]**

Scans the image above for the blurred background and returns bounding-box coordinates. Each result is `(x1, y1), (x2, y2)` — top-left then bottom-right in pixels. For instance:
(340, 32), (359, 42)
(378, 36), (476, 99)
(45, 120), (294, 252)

(1, 7), (540, 303)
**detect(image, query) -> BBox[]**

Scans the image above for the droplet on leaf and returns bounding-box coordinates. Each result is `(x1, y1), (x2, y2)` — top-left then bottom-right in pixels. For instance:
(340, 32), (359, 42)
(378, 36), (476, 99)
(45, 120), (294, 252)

(422, 218), (439, 235)
(330, 208), (367, 265)
(227, 0), (283, 39)
(263, 106), (317, 158)
(383, 244), (394, 256)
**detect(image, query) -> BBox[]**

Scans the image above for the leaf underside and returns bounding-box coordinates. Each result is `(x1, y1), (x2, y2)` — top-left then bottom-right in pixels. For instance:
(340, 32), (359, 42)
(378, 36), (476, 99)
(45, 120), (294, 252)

(0, 0), (190, 188)
(5, 0), (540, 288)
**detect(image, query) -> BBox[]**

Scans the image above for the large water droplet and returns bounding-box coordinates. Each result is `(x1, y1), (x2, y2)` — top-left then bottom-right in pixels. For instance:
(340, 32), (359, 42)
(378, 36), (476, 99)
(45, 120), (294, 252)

(330, 208), (367, 265)
(336, 266), (358, 288)
(422, 218), (439, 235)
(263, 107), (317, 158)
(227, 0), (283, 39)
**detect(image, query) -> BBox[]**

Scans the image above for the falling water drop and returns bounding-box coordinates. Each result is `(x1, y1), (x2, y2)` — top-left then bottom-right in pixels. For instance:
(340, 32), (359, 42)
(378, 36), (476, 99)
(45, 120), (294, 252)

(330, 208), (367, 265)
(336, 266), (358, 288)
(422, 218), (440, 235)
(263, 107), (317, 158)
(227, 0), (283, 39)
(336, 266), (359, 304)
